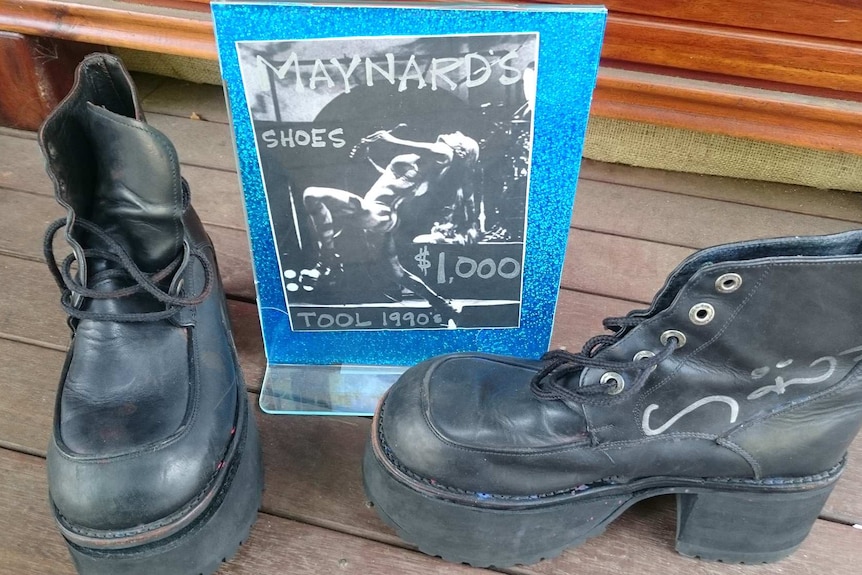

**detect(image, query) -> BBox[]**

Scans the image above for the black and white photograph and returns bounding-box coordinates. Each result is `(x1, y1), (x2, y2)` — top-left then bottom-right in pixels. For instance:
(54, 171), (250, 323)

(237, 33), (538, 331)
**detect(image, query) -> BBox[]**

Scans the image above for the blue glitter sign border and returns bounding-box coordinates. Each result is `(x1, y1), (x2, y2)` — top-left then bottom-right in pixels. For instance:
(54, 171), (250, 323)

(212, 1), (606, 366)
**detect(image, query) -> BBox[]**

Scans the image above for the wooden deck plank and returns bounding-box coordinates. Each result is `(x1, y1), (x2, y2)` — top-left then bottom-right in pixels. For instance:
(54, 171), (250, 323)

(550, 290), (642, 350)
(0, 448), (490, 575)
(580, 160), (862, 224)
(0, 339), (62, 455)
(2, 77), (862, 575)
(0, 187), (257, 300)
(140, 74), (230, 124)
(0, 242), (623, 390)
(0, 133), (245, 230)
(0, 184), (665, 304)
(12, 105), (862, 245)
(3, 243), (859, 529)
(5, 174), (859, 331)
(0, 449), (76, 574)
(6, 120), (861, 256)
(0, 253), (265, 388)
(526, 498), (862, 575)
(147, 113), (237, 172)
(1, 396), (860, 575)
(571, 179), (862, 249)
(563, 229), (693, 304)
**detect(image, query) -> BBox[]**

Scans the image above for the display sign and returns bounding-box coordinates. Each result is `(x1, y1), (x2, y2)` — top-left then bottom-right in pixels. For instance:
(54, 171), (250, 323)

(213, 1), (606, 414)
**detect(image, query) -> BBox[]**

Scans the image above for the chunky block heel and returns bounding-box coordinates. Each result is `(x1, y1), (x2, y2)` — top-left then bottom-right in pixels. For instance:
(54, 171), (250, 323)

(675, 482), (836, 563)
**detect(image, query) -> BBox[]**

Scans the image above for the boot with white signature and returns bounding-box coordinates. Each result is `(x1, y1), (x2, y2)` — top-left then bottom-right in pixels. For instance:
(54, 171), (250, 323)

(364, 229), (862, 567)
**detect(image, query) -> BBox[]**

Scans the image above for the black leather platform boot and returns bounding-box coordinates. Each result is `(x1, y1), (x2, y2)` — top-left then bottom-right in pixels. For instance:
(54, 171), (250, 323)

(40, 54), (263, 575)
(364, 229), (862, 567)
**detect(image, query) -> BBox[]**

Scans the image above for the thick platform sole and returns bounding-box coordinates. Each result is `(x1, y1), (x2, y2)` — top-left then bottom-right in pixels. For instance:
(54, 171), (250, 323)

(60, 405), (263, 575)
(363, 441), (840, 568)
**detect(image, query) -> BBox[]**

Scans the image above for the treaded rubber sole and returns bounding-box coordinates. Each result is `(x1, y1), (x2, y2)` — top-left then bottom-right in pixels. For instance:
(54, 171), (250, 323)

(363, 438), (840, 568)
(60, 404), (263, 575)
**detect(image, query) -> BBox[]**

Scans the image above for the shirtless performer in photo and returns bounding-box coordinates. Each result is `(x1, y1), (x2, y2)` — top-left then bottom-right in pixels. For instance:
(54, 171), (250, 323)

(300, 125), (479, 325)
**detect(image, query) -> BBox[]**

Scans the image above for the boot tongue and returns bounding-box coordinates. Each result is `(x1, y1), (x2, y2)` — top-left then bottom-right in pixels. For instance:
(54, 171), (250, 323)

(84, 103), (184, 274)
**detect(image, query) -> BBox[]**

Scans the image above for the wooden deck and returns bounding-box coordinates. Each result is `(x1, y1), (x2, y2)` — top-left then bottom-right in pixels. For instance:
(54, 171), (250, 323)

(1, 74), (861, 574)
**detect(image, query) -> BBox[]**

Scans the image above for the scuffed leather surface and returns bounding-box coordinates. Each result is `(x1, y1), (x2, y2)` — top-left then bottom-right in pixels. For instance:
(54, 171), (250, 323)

(59, 318), (190, 455)
(426, 355), (588, 451)
(381, 355), (750, 495)
(48, 208), (239, 530)
(379, 229), (862, 496)
(42, 54), (239, 532)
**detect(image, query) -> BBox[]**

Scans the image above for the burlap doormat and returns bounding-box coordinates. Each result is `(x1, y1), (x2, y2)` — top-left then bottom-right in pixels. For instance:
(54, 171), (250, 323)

(114, 49), (223, 86)
(115, 49), (862, 193)
(586, 117), (862, 193)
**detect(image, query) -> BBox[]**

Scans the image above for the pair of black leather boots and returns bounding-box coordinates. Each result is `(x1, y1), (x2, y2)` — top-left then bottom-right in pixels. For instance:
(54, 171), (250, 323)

(43, 54), (862, 574)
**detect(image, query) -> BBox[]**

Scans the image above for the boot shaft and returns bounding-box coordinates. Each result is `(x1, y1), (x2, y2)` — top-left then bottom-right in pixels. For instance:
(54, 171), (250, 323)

(39, 54), (184, 274)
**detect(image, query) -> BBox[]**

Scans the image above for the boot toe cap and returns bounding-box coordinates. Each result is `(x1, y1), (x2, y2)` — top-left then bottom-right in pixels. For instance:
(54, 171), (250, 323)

(376, 353), (593, 496)
(47, 425), (229, 532)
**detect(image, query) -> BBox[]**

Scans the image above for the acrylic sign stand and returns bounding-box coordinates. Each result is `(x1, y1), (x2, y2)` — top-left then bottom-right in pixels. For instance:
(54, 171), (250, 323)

(212, 1), (606, 415)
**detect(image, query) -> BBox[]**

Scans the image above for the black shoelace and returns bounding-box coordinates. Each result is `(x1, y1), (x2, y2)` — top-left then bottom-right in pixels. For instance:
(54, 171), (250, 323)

(44, 217), (213, 322)
(530, 314), (679, 405)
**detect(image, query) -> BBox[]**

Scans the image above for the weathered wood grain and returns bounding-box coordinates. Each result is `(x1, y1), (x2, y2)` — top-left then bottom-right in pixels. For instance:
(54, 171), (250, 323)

(7, 121), (862, 247)
(0, 449), (76, 574)
(0, 134), (245, 227)
(0, 185), (666, 305)
(0, 184), (704, 307)
(0, 448), (491, 575)
(599, 0), (862, 44)
(563, 229), (694, 304)
(571, 179), (861, 249)
(0, 339), (62, 455)
(0, 33), (102, 131)
(6, 175), (858, 322)
(0, 253), (264, 388)
(0, 356), (860, 575)
(148, 113), (238, 172)
(2, 78), (862, 575)
(580, 160), (862, 223)
(523, 497), (862, 575)
(0, 186), (65, 259)
(550, 290), (641, 350)
(0, 187), (256, 300)
(141, 75), (230, 124)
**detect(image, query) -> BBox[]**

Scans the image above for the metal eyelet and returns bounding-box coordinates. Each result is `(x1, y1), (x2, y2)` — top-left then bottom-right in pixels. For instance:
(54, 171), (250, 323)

(715, 273), (742, 293)
(633, 350), (656, 361)
(660, 329), (687, 348)
(601, 371), (625, 395)
(689, 303), (715, 326)
(634, 350), (658, 374)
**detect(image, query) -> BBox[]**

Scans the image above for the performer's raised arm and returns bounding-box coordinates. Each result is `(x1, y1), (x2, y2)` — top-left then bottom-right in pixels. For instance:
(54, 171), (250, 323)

(363, 129), (453, 164)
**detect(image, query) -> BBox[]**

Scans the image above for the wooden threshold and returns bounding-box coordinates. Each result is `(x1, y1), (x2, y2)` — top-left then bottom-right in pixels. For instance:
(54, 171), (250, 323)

(0, 0), (215, 59)
(2, 0), (862, 153)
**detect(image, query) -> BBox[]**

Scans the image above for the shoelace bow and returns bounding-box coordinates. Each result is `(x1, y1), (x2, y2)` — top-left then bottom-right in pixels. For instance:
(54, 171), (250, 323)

(44, 217), (213, 322)
(530, 314), (679, 405)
